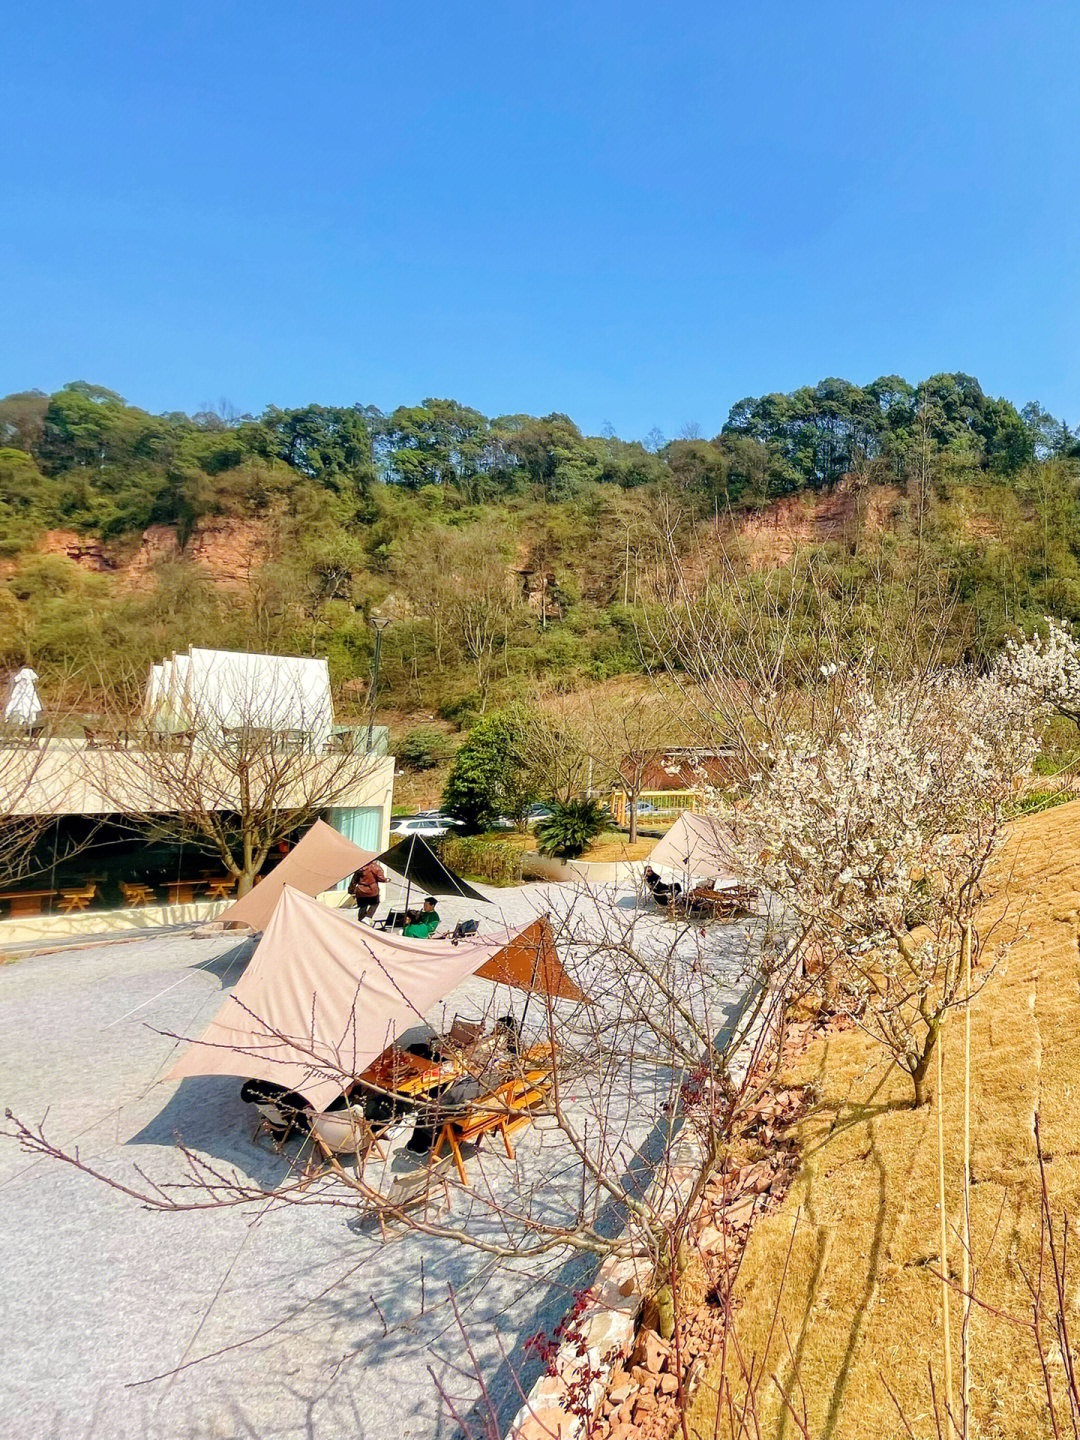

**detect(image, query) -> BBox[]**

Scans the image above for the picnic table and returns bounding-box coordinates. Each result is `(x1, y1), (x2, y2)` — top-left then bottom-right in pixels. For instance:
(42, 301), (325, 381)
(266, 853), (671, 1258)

(58, 884), (97, 913)
(0, 889), (57, 918)
(358, 1047), (462, 1099)
(203, 877), (237, 900)
(120, 881), (157, 907)
(431, 1064), (555, 1185)
(163, 880), (200, 906)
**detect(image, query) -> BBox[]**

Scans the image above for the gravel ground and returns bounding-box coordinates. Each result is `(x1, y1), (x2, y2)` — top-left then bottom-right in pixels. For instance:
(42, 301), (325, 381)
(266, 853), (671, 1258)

(0, 877), (758, 1440)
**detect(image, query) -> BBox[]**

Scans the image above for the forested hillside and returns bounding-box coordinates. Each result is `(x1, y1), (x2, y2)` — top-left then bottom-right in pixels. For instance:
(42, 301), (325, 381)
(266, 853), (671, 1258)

(2, 375), (1079, 727)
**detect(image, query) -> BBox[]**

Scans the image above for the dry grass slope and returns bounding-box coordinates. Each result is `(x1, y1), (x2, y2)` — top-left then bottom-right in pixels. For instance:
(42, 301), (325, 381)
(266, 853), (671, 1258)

(690, 798), (1080, 1440)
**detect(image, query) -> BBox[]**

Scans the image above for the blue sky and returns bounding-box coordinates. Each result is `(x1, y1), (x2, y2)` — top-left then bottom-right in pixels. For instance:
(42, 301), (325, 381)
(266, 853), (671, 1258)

(4, 1), (1079, 438)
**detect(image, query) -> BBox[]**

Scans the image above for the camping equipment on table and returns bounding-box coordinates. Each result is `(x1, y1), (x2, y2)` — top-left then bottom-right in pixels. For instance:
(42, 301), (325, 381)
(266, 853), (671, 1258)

(167, 887), (584, 1111)
(217, 819), (377, 931)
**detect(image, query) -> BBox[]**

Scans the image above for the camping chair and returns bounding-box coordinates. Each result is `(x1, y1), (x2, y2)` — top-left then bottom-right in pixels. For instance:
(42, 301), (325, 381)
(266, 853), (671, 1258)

(376, 1154), (455, 1239)
(240, 1079), (309, 1145)
(445, 1016), (484, 1050)
(431, 1069), (554, 1186)
(451, 918), (479, 940)
(306, 1105), (392, 1176)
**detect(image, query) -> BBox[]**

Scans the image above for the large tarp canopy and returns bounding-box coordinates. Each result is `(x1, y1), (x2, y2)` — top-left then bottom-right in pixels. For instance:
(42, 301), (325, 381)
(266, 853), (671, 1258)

(217, 819), (377, 932)
(377, 832), (489, 904)
(167, 886), (583, 1108)
(647, 811), (743, 884)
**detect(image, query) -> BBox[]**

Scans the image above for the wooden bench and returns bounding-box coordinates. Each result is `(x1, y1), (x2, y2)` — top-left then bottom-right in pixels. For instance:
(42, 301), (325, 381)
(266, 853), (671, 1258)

(57, 883), (97, 913)
(82, 726), (130, 750)
(120, 881), (157, 907)
(0, 889), (57, 918)
(431, 1069), (554, 1185)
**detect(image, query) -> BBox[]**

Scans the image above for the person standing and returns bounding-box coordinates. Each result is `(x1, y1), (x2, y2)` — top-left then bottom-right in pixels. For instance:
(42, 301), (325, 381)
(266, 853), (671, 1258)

(349, 858), (387, 922)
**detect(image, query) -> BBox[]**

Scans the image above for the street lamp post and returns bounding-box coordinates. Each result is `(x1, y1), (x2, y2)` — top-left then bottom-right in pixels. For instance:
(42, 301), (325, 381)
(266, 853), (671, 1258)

(365, 617), (392, 753)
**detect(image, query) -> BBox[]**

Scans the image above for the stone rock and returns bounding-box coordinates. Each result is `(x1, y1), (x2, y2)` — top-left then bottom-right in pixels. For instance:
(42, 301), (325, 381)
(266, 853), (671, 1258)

(634, 1329), (672, 1375)
(607, 1369), (634, 1404)
(659, 1372), (680, 1395)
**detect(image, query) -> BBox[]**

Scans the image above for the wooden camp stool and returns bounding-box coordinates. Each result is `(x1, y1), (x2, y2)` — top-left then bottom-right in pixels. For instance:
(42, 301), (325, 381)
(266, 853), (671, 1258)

(120, 881), (156, 907)
(432, 1071), (553, 1186)
(57, 883), (96, 913)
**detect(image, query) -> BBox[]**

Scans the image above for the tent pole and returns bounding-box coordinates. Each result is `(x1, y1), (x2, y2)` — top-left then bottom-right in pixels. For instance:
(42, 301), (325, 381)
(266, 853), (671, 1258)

(403, 834), (414, 916)
(516, 914), (545, 1035)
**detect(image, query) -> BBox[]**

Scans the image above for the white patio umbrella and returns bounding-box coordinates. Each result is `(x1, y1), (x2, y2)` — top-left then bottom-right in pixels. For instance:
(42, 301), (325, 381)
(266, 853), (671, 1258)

(4, 667), (42, 727)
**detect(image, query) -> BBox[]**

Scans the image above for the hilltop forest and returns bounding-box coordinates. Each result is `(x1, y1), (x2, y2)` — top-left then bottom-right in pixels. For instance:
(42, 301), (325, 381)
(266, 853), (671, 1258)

(2, 375), (1079, 730)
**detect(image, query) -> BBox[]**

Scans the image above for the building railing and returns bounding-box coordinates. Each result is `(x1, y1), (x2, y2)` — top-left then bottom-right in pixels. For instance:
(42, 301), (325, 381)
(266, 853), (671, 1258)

(609, 789), (701, 826)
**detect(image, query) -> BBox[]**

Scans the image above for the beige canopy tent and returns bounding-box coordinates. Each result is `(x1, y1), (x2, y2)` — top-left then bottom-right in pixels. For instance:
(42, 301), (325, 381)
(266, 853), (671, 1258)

(168, 886), (583, 1109)
(216, 819), (377, 932)
(647, 811), (742, 885)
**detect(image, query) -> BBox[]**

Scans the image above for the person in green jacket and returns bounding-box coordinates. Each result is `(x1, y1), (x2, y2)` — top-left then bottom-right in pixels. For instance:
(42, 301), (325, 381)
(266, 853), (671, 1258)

(402, 896), (441, 938)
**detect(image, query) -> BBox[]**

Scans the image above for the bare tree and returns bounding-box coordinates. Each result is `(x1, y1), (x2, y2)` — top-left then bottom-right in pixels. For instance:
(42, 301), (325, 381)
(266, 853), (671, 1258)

(579, 685), (692, 843)
(395, 529), (521, 708)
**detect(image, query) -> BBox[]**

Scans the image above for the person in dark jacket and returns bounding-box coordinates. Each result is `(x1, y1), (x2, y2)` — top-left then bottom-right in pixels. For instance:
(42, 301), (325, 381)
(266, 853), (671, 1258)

(643, 864), (681, 907)
(349, 859), (387, 922)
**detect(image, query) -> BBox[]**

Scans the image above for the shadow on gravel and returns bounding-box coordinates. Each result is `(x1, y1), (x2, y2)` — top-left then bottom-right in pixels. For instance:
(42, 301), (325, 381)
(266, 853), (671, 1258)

(192, 940), (256, 988)
(127, 1074), (298, 1186)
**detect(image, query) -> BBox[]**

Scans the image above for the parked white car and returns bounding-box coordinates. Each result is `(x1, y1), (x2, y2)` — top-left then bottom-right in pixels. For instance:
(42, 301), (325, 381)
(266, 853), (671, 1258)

(390, 814), (462, 839)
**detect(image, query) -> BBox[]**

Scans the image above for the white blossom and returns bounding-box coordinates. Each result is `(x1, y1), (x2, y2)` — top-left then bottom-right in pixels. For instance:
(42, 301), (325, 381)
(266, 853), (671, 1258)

(998, 617), (1080, 723)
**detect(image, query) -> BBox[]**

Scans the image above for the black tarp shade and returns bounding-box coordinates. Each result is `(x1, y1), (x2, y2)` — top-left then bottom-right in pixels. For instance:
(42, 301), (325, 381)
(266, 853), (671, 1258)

(376, 833), (490, 903)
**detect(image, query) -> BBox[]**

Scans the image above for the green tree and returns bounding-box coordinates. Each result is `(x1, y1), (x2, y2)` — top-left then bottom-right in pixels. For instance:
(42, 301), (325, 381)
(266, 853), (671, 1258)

(442, 711), (532, 830)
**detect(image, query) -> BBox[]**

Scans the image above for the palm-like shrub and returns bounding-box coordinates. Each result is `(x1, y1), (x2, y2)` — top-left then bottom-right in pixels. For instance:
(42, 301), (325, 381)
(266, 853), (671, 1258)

(535, 798), (608, 859)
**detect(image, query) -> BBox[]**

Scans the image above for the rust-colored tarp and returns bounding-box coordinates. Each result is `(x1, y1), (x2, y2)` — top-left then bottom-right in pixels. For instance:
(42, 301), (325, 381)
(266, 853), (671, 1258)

(216, 819), (377, 932)
(477, 916), (587, 1003)
(647, 811), (742, 883)
(167, 887), (582, 1107)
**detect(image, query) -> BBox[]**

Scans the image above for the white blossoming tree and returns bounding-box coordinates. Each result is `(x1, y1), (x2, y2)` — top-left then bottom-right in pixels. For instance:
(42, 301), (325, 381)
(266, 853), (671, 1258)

(733, 669), (1036, 1107)
(998, 616), (1080, 727)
